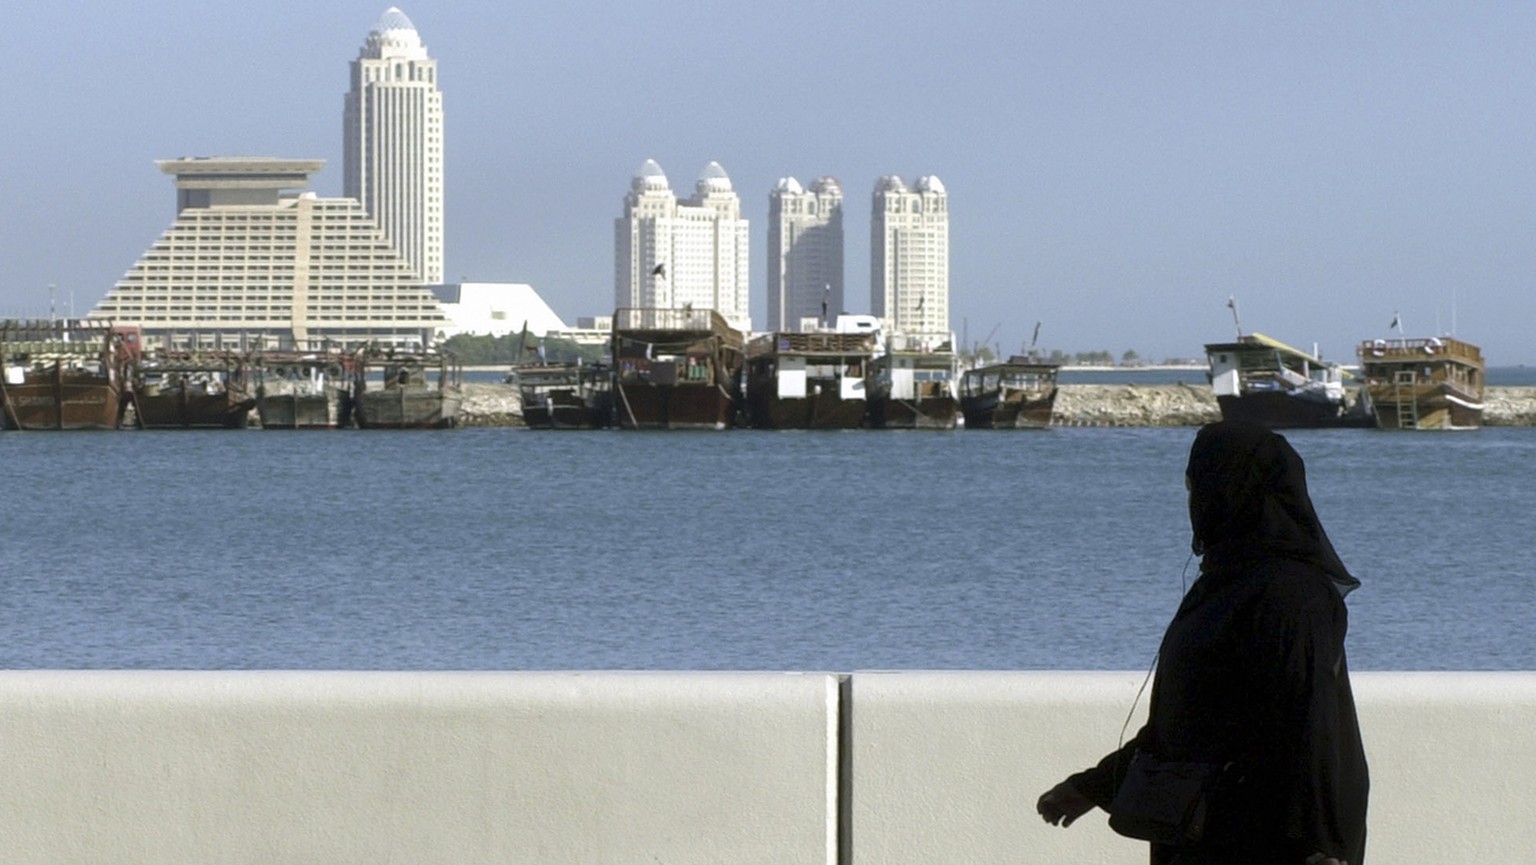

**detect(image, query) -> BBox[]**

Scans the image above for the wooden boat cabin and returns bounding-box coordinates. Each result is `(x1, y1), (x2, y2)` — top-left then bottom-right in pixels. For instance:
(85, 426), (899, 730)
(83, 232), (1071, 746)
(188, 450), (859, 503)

(745, 331), (876, 429)
(867, 335), (960, 430)
(1356, 336), (1484, 430)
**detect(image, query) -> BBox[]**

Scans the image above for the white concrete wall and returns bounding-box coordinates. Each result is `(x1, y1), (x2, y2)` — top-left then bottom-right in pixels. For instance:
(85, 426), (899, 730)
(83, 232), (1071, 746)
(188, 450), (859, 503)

(2, 671), (1533, 865)
(849, 670), (1536, 865)
(0, 671), (839, 865)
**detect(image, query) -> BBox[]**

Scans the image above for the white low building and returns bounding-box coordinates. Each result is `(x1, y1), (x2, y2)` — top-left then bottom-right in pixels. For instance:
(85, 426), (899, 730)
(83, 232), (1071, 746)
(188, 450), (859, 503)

(428, 282), (567, 338)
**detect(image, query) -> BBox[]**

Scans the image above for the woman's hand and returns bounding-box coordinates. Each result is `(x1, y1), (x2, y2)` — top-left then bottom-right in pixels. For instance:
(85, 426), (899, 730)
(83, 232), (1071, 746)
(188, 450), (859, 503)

(1036, 780), (1095, 827)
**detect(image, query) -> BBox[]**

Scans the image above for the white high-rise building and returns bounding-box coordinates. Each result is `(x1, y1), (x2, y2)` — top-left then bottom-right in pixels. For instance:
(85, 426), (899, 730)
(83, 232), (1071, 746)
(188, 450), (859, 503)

(90, 157), (448, 349)
(871, 175), (949, 339)
(343, 7), (443, 284)
(767, 176), (843, 332)
(614, 159), (750, 332)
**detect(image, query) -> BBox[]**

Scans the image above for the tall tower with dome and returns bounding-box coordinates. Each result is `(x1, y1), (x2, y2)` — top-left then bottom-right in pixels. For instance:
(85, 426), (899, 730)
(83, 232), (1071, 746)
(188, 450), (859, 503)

(871, 175), (949, 339)
(768, 176), (843, 332)
(343, 7), (444, 284)
(614, 159), (751, 332)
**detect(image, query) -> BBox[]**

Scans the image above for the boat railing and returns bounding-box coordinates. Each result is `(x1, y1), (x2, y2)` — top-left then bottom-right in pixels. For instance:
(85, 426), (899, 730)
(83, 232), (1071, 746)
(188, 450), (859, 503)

(748, 331), (877, 358)
(1359, 337), (1483, 367)
(614, 307), (742, 343)
(1, 319), (120, 364)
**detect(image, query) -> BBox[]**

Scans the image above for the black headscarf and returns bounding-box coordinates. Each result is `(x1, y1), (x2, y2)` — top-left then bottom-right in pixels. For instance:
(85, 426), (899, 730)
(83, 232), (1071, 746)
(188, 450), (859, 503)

(1186, 420), (1360, 597)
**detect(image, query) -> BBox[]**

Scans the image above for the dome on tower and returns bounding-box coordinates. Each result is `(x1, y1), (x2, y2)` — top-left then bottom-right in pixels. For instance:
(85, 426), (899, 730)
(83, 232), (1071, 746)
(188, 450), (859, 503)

(697, 161), (733, 194)
(774, 176), (804, 195)
(363, 7), (427, 59)
(632, 158), (671, 192)
(875, 175), (908, 194)
(809, 176), (842, 196)
(375, 7), (418, 37)
(916, 175), (946, 194)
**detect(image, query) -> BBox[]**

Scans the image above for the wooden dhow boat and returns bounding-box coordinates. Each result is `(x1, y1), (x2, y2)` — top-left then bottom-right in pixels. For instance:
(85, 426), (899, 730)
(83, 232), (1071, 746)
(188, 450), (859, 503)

(867, 335), (960, 430)
(253, 352), (355, 429)
(959, 355), (1061, 429)
(1357, 336), (1484, 430)
(510, 361), (613, 429)
(745, 331), (875, 429)
(612, 308), (744, 430)
(131, 350), (256, 429)
(505, 322), (613, 430)
(352, 347), (464, 429)
(1205, 333), (1372, 429)
(1, 319), (138, 430)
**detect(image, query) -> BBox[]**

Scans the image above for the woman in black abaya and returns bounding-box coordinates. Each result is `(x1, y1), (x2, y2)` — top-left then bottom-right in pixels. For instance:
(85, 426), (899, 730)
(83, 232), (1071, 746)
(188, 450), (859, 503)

(1037, 420), (1369, 865)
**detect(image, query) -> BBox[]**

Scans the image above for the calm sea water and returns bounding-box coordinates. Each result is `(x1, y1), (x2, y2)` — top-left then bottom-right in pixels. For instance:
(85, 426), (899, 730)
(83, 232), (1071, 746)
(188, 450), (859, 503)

(2, 425), (1532, 671)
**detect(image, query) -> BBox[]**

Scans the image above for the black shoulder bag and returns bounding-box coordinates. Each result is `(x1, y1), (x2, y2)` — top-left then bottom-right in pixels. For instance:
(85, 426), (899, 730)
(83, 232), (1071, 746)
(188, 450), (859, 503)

(1107, 750), (1235, 846)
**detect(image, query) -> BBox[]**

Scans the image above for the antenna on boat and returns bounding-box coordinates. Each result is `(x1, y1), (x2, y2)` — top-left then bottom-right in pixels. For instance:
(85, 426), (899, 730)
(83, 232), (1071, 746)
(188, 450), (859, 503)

(1226, 295), (1242, 338)
(1029, 321), (1042, 358)
(977, 322), (1000, 366)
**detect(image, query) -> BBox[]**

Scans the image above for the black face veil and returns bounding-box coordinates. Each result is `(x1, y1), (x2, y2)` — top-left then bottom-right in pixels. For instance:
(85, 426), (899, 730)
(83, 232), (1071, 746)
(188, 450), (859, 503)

(1186, 420), (1360, 597)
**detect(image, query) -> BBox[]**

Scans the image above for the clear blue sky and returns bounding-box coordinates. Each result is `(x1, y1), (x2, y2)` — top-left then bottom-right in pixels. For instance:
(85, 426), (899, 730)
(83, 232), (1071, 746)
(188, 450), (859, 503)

(3, 1), (1533, 363)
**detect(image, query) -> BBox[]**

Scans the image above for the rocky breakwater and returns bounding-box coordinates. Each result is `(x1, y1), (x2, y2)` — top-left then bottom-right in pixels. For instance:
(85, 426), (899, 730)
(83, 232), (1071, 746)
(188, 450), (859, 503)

(458, 382), (524, 427)
(1053, 384), (1536, 427)
(446, 382), (1536, 428)
(1483, 387), (1536, 426)
(1052, 383), (1220, 427)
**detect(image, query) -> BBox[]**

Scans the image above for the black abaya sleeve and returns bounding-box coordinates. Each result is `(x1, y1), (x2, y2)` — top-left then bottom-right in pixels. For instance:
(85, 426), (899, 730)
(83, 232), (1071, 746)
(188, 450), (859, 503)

(1065, 728), (1145, 811)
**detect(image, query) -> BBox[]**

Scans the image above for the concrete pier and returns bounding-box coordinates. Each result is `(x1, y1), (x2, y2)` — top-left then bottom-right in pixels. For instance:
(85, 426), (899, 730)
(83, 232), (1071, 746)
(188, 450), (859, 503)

(2, 670), (1531, 864)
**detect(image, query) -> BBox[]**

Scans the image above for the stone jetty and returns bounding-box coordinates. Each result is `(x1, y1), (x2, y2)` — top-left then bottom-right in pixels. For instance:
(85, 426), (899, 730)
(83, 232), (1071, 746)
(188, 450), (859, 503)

(458, 381), (526, 427)
(1481, 387), (1536, 426)
(457, 381), (1536, 428)
(1055, 384), (1536, 427)
(1052, 384), (1219, 427)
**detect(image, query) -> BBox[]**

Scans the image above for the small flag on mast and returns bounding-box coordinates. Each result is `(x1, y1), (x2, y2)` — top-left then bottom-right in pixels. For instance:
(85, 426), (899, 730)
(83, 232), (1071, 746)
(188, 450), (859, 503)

(1388, 312), (1401, 332)
(651, 262), (666, 278)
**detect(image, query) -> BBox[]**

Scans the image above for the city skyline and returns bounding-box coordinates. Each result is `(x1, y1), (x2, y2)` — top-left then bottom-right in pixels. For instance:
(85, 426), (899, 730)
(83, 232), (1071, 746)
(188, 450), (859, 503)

(4, 3), (1535, 363)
